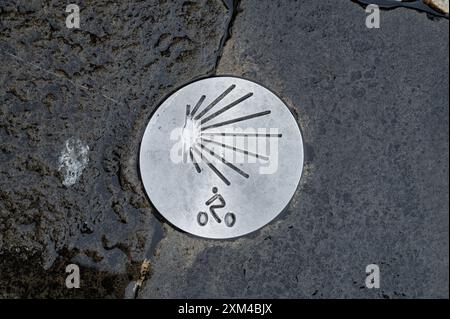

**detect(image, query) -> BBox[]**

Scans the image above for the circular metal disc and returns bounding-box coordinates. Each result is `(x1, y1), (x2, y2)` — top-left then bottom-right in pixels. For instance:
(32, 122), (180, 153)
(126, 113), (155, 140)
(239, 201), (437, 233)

(140, 77), (303, 239)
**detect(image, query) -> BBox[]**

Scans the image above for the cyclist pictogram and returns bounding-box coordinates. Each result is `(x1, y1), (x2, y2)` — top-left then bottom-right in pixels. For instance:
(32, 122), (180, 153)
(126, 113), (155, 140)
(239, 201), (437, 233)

(197, 187), (236, 227)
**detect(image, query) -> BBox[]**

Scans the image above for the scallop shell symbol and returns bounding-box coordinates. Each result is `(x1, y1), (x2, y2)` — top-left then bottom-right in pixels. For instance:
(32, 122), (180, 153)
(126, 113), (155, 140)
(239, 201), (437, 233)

(140, 76), (304, 239)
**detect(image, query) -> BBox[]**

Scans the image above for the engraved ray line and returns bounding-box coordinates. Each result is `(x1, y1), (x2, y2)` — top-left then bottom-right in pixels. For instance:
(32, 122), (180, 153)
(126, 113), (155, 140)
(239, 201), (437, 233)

(189, 147), (201, 173)
(183, 104), (190, 127)
(200, 110), (271, 131)
(192, 145), (231, 186)
(182, 104), (191, 163)
(194, 84), (236, 120)
(186, 104), (191, 117)
(184, 104), (191, 124)
(200, 138), (269, 161)
(200, 92), (253, 125)
(198, 143), (249, 178)
(201, 132), (282, 138)
(190, 95), (206, 118)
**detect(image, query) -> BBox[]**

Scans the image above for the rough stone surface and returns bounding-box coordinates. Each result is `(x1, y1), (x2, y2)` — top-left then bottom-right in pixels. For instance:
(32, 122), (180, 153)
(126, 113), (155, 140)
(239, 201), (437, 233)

(0, 0), (229, 298)
(138, 0), (449, 298)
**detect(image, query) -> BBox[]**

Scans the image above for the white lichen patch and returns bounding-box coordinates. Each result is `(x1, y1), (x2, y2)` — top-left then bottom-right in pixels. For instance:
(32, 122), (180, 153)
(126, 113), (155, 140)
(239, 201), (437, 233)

(58, 137), (89, 186)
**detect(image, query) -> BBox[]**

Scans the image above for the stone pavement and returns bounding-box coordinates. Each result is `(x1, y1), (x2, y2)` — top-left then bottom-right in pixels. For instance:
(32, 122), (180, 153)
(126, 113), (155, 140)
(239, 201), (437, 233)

(0, 0), (448, 298)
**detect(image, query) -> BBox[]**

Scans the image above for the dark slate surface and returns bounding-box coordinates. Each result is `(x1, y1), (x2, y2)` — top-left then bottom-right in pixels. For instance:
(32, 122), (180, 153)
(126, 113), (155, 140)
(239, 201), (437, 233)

(0, 0), (229, 298)
(139, 0), (449, 298)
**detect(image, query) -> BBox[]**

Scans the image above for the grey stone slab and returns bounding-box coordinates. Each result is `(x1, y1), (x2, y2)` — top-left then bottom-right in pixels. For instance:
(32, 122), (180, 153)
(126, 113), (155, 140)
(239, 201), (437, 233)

(138, 0), (449, 298)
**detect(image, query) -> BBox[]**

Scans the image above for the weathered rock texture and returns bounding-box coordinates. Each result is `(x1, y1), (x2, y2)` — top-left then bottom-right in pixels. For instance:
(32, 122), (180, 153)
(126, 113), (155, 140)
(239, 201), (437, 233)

(0, 0), (230, 298)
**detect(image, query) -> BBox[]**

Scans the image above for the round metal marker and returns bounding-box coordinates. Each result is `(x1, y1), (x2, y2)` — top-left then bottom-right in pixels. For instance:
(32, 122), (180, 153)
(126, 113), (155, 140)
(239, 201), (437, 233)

(140, 77), (303, 239)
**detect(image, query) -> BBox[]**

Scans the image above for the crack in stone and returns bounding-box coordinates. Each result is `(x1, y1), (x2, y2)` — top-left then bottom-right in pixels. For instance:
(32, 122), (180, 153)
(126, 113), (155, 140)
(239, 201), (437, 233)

(131, 259), (152, 298)
(211, 0), (241, 75)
